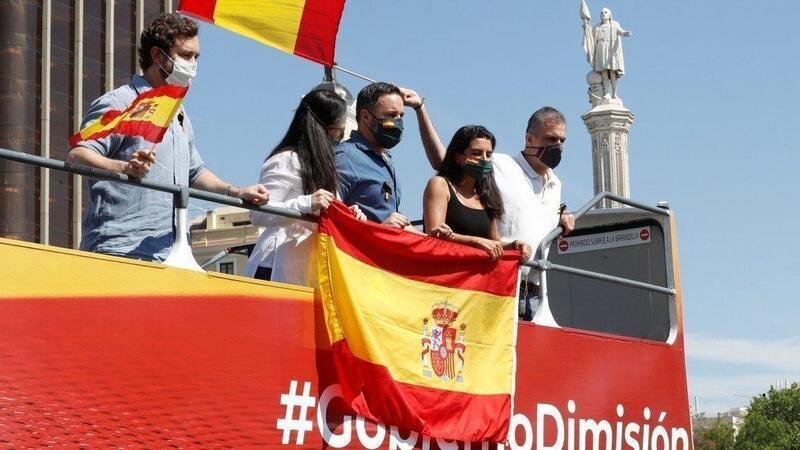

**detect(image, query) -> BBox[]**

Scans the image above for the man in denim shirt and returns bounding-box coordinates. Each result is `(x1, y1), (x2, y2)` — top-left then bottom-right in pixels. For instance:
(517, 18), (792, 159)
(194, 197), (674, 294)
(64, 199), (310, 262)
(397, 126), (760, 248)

(67, 13), (269, 261)
(335, 82), (444, 228)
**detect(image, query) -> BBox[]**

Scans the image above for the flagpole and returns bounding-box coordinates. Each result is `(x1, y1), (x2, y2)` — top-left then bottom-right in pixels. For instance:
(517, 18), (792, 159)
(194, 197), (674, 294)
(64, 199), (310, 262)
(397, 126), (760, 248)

(332, 64), (376, 83)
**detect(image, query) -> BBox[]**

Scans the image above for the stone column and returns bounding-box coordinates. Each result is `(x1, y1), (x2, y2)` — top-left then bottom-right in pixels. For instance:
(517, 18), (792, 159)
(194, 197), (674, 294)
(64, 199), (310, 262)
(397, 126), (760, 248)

(319, 68), (357, 140)
(582, 104), (635, 208)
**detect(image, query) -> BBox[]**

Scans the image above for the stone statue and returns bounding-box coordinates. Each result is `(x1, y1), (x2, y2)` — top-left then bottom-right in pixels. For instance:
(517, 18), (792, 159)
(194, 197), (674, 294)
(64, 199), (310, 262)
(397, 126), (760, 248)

(581, 2), (631, 104)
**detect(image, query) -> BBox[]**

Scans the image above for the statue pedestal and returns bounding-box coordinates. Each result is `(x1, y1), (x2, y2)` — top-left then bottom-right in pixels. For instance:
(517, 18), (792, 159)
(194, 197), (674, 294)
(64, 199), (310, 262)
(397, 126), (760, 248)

(581, 104), (635, 208)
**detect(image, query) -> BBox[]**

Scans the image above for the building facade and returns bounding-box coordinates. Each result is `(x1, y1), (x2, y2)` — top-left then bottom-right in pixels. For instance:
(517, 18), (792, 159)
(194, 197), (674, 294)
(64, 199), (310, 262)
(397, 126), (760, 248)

(0, 0), (174, 249)
(190, 206), (261, 276)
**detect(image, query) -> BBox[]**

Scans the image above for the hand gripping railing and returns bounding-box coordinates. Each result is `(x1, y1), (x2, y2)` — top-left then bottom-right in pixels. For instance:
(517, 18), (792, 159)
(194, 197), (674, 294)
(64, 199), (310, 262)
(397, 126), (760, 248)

(521, 191), (676, 326)
(0, 147), (315, 271)
(0, 148), (679, 291)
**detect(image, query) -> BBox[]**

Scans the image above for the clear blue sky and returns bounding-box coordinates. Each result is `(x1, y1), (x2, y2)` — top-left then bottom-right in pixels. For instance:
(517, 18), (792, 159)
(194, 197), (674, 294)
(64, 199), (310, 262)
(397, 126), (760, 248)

(182, 1), (800, 414)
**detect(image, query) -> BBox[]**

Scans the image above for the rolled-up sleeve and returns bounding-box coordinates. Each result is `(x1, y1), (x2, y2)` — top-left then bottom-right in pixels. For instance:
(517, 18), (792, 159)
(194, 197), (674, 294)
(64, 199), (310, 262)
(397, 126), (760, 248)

(73, 93), (124, 157)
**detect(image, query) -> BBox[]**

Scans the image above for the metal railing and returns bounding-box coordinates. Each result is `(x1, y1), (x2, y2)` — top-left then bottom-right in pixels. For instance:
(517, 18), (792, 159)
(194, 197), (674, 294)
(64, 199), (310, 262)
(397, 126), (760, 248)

(0, 147), (314, 223)
(521, 191), (675, 326)
(0, 147), (676, 305)
(0, 147), (314, 270)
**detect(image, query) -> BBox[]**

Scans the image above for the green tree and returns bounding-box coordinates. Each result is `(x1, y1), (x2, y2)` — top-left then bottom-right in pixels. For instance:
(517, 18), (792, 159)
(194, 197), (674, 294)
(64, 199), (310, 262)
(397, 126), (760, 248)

(695, 419), (734, 450)
(735, 383), (800, 450)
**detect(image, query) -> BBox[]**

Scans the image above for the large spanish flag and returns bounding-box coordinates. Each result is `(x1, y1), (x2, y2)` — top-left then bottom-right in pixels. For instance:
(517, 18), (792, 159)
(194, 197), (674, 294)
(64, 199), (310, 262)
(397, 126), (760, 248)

(317, 201), (520, 443)
(69, 85), (188, 147)
(178, 0), (346, 66)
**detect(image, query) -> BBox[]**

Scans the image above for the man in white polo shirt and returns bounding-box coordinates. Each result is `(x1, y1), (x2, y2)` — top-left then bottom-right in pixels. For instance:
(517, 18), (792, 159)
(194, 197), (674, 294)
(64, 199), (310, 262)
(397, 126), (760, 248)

(493, 106), (576, 320)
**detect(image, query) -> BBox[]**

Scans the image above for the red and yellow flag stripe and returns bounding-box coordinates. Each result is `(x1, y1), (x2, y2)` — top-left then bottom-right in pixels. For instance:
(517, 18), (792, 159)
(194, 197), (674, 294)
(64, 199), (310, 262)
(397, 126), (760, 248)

(69, 85), (188, 147)
(178, 0), (346, 66)
(317, 201), (520, 443)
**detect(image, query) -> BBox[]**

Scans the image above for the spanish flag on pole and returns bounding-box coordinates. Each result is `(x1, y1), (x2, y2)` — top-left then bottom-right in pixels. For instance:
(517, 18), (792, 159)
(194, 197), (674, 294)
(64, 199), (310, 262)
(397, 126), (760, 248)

(317, 201), (519, 443)
(69, 85), (188, 147)
(177, 0), (346, 66)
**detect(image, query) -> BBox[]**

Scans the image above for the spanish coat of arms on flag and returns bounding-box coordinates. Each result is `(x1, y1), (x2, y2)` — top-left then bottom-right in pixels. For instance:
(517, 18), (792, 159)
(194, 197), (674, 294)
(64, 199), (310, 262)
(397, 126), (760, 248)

(317, 201), (520, 444)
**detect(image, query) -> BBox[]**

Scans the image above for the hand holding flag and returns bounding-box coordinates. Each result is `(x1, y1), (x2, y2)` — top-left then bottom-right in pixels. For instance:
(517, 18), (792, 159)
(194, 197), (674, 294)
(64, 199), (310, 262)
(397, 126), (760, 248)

(317, 201), (520, 443)
(123, 148), (158, 178)
(70, 85), (189, 149)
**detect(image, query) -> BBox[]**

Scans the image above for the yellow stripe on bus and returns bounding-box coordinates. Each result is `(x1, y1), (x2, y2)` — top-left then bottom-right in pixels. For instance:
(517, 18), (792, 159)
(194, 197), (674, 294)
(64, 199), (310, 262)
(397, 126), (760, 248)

(0, 238), (311, 300)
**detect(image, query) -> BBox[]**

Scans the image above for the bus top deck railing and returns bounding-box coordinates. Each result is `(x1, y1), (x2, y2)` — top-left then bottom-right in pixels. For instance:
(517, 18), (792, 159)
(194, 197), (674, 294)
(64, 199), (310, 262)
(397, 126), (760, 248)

(0, 147), (316, 224)
(529, 192), (674, 294)
(0, 147), (675, 312)
(521, 190), (675, 327)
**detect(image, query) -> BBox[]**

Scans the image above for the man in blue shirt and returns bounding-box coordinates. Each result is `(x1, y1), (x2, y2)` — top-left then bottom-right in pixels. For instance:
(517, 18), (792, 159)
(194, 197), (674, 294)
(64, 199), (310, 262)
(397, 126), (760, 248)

(67, 13), (269, 261)
(335, 82), (444, 228)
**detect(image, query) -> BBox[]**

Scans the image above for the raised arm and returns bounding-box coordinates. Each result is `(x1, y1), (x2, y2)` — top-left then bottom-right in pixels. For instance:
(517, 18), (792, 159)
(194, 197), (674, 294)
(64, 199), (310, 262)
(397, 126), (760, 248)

(400, 87), (446, 171)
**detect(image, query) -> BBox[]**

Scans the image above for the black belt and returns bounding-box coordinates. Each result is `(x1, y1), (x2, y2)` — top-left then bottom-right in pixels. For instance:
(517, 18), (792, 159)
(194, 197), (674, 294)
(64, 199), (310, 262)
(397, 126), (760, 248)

(254, 266), (273, 281)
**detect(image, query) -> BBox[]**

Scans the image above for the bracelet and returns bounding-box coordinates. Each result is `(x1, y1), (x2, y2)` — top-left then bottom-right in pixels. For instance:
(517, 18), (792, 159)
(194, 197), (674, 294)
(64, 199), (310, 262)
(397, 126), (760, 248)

(225, 184), (237, 197)
(414, 97), (425, 111)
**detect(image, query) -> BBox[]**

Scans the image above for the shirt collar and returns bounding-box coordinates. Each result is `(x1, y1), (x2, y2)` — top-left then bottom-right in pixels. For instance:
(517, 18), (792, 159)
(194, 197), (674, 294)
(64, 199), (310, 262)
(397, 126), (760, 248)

(349, 131), (393, 160)
(513, 151), (553, 184)
(130, 74), (152, 95)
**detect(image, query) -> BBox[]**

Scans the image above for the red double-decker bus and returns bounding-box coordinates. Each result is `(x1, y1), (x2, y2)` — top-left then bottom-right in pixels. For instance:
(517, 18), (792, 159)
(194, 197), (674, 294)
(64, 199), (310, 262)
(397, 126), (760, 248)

(0, 149), (690, 449)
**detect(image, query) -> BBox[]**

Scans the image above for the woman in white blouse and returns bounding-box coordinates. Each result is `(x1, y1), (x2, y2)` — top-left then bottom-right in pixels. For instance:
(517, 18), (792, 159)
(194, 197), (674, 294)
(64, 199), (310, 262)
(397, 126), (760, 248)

(246, 89), (365, 285)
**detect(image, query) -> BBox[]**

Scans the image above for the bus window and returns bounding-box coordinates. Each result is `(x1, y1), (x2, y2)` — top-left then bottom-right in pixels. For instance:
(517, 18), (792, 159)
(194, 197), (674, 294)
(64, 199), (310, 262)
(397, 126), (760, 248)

(546, 219), (671, 342)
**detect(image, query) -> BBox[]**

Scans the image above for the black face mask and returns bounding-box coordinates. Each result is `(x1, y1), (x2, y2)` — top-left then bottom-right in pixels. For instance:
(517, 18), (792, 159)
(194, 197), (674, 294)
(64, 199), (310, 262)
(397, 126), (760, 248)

(367, 110), (403, 149)
(525, 144), (562, 169)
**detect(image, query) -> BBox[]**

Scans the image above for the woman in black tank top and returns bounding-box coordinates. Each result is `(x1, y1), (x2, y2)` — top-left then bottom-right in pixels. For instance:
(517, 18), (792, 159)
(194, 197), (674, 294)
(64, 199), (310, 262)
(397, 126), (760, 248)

(423, 125), (531, 262)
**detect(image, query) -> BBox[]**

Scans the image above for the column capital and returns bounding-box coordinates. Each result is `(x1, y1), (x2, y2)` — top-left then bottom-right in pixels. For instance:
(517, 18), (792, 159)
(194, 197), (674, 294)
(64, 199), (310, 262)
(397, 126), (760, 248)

(582, 106), (635, 134)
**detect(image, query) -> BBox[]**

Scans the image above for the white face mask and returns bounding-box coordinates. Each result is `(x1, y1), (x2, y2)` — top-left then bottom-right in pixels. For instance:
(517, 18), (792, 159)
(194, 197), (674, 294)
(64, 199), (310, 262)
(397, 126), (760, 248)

(160, 49), (196, 86)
